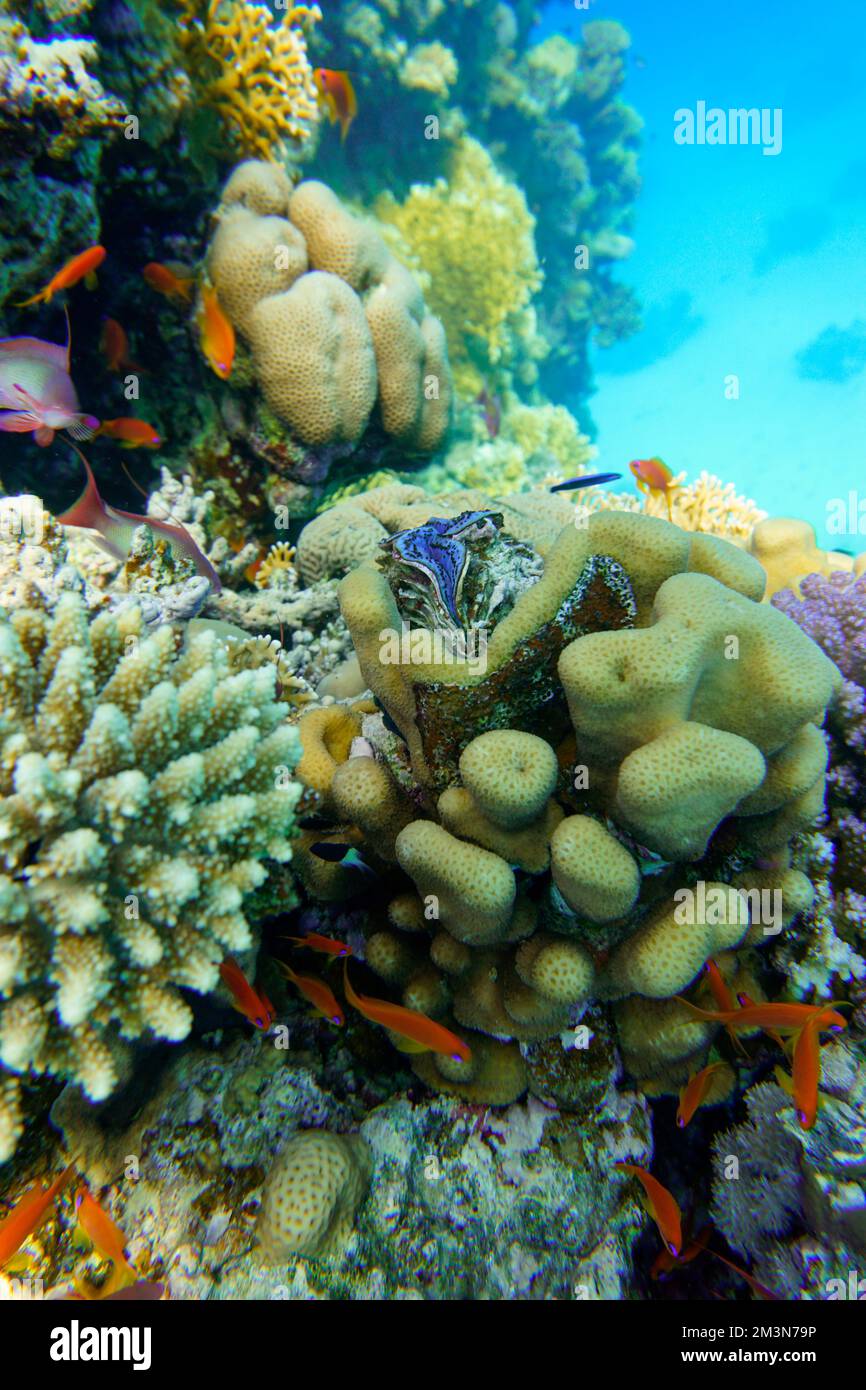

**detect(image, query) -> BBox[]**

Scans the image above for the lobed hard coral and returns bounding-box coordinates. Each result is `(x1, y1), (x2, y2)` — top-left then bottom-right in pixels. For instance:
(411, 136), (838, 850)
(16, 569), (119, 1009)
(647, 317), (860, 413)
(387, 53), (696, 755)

(0, 593), (302, 1161)
(750, 517), (866, 600)
(293, 500), (840, 1106)
(206, 161), (453, 457)
(175, 0), (321, 161)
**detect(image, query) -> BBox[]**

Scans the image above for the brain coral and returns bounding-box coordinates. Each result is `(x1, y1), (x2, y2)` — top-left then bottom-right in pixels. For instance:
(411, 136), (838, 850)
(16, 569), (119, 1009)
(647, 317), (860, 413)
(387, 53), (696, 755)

(293, 501), (840, 1107)
(207, 162), (453, 453)
(257, 1128), (371, 1262)
(0, 594), (302, 1160)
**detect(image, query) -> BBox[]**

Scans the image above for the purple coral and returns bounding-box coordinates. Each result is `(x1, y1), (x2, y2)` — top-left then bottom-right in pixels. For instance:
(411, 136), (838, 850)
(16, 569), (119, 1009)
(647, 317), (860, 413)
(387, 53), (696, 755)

(772, 571), (866, 687)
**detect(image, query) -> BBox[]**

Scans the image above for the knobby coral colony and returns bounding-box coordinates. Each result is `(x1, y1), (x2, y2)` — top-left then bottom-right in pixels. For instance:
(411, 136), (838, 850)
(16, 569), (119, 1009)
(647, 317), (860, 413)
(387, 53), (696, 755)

(0, 596), (301, 1161)
(295, 505), (841, 1109)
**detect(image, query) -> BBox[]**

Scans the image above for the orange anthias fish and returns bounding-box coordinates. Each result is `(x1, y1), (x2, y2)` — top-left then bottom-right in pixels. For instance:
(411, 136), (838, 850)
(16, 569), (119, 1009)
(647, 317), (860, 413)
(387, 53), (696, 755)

(196, 284), (235, 380)
(96, 417), (161, 449)
(776, 1009), (836, 1130)
(278, 961), (344, 1025)
(614, 1163), (683, 1257)
(75, 1187), (138, 1292)
(142, 261), (195, 302)
(703, 958), (748, 1056)
(629, 456), (677, 521)
(708, 1247), (781, 1300)
(675, 997), (848, 1035)
(676, 1062), (729, 1129)
(16, 246), (106, 307)
(282, 932), (352, 958)
(219, 957), (275, 1031)
(343, 962), (472, 1063)
(0, 1164), (76, 1268)
(650, 1224), (711, 1280)
(314, 68), (358, 141)
(100, 318), (141, 374)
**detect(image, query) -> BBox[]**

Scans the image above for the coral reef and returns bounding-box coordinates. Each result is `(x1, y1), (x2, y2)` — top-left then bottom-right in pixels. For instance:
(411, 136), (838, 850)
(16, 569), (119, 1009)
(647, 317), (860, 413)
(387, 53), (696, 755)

(293, 501), (840, 1105)
(175, 0), (321, 161)
(376, 137), (544, 397)
(311, 4), (642, 407)
(0, 593), (302, 1160)
(42, 1016), (650, 1298)
(711, 1052), (866, 1295)
(203, 161), (453, 498)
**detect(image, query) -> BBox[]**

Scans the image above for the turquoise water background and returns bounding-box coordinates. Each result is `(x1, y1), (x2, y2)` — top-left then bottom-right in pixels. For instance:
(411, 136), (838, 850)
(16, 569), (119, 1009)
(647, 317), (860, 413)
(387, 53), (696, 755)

(536, 0), (866, 548)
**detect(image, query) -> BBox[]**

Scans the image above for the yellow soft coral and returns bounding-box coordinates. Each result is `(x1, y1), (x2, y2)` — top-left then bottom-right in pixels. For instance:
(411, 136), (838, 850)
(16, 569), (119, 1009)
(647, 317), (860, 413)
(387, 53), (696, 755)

(176, 0), (321, 160)
(376, 137), (544, 397)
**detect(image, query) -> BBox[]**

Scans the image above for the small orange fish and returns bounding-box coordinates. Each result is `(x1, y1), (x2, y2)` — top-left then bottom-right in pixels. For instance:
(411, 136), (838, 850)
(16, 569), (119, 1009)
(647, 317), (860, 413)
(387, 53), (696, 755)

(708, 1247), (781, 1300)
(650, 1224), (711, 1280)
(614, 1163), (683, 1256)
(278, 961), (344, 1024)
(282, 932), (352, 958)
(703, 959), (748, 1056)
(0, 1164), (76, 1268)
(629, 456), (677, 521)
(676, 1062), (728, 1129)
(142, 261), (195, 302)
(16, 246), (106, 307)
(96, 417), (161, 449)
(100, 318), (141, 374)
(75, 1187), (138, 1289)
(777, 1011), (831, 1130)
(314, 68), (358, 141)
(675, 997), (848, 1035)
(343, 962), (471, 1063)
(219, 957), (275, 1031)
(196, 284), (235, 380)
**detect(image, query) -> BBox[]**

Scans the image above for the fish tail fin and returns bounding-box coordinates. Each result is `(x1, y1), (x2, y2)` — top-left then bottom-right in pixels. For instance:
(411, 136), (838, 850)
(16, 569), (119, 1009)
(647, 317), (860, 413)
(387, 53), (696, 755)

(14, 290), (47, 308)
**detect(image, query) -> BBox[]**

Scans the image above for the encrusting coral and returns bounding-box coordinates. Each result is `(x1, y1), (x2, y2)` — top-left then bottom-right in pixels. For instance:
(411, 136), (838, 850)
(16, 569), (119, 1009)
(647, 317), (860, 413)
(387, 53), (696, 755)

(292, 499), (840, 1106)
(0, 593), (302, 1161)
(206, 161), (453, 455)
(175, 0), (321, 161)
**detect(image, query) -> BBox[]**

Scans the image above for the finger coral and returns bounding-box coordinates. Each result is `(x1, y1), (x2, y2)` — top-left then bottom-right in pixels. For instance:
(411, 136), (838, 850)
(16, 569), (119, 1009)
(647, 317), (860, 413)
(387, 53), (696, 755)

(293, 499), (840, 1107)
(0, 593), (302, 1161)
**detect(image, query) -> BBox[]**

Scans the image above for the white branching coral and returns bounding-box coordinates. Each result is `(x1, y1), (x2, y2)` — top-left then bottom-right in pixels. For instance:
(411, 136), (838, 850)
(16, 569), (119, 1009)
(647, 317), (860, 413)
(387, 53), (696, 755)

(0, 593), (302, 1160)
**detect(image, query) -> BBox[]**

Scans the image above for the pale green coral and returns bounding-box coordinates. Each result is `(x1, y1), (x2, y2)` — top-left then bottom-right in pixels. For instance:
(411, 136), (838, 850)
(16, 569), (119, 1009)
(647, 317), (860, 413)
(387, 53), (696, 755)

(0, 594), (302, 1161)
(376, 137), (544, 397)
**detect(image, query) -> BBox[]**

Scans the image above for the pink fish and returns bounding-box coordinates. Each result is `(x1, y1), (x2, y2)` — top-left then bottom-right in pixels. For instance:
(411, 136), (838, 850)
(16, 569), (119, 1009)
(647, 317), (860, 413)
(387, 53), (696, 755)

(0, 315), (98, 447)
(58, 443), (222, 593)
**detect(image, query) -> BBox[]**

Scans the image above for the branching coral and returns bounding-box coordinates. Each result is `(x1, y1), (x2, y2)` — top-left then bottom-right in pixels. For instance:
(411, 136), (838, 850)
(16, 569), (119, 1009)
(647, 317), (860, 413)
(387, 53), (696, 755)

(0, 594), (302, 1161)
(585, 471), (767, 546)
(376, 137), (544, 397)
(175, 0), (321, 160)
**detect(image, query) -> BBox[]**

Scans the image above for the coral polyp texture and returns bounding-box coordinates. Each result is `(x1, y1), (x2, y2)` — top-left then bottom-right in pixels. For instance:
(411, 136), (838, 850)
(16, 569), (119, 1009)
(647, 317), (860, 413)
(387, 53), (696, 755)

(206, 162), (453, 454)
(0, 593), (301, 1160)
(294, 502), (840, 1104)
(175, 0), (321, 160)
